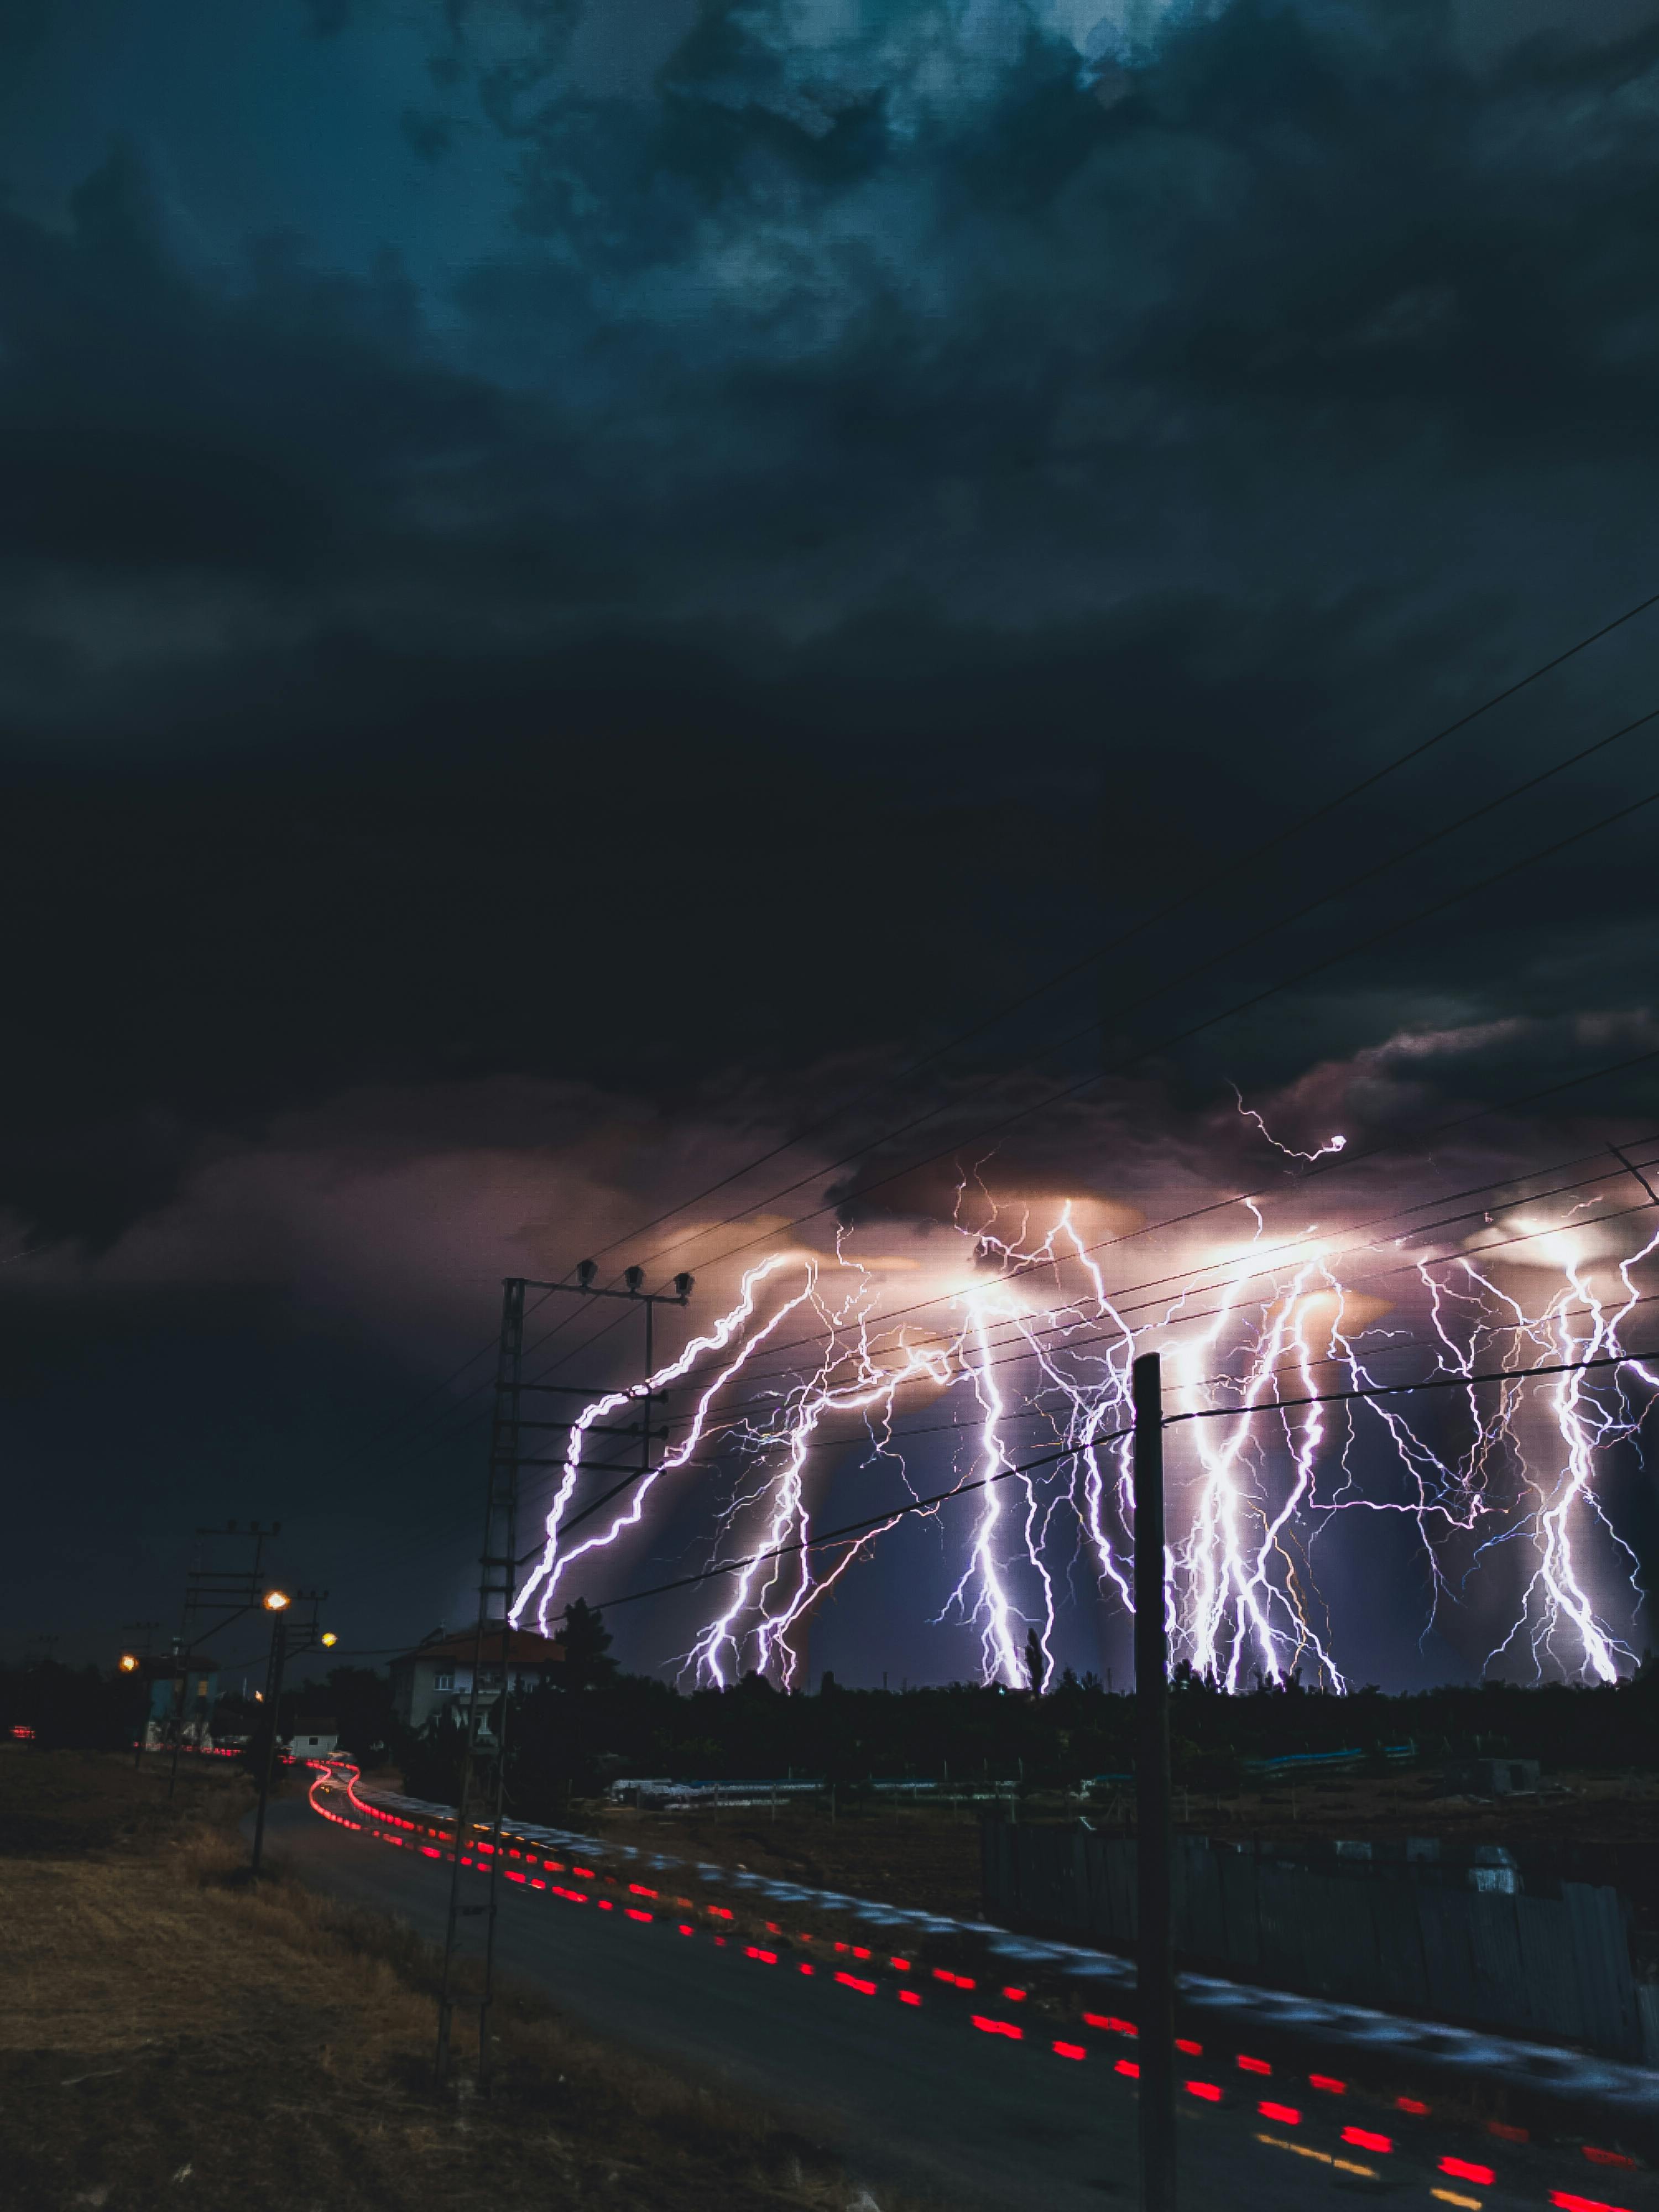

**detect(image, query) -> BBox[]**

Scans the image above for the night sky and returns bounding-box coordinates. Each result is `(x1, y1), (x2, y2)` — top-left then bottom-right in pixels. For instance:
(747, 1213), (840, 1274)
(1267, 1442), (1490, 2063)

(5, 0), (1659, 1691)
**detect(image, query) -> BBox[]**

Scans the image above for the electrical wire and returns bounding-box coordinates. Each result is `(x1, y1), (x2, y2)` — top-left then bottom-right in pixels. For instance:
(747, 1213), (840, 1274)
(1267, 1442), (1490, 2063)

(335, 613), (1659, 1605)
(340, 774), (1659, 1514)
(351, 1060), (1659, 1580)
(574, 591), (1659, 1275)
(509, 1185), (1659, 1542)
(614, 776), (1659, 1297)
(364, 1149), (1659, 1591)
(575, 1347), (1659, 1622)
(333, 627), (1659, 1502)
(722, 1126), (1659, 1389)
(607, 700), (1659, 1286)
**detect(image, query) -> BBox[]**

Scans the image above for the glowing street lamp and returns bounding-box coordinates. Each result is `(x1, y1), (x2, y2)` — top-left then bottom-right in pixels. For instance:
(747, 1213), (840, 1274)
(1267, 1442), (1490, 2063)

(263, 1589), (290, 1612)
(320, 1631), (337, 1648)
(119, 1653), (139, 1673)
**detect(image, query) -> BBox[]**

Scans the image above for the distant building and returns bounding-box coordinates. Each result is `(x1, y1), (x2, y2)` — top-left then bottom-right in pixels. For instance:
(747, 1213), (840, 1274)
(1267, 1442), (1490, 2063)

(143, 1666), (218, 1752)
(389, 1626), (565, 1733)
(288, 1717), (341, 1760)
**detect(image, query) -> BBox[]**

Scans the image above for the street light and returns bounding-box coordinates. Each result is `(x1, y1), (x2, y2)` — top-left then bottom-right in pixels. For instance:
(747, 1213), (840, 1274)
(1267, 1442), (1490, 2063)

(119, 1653), (139, 1673)
(263, 1589), (290, 1611)
(320, 1632), (337, 1648)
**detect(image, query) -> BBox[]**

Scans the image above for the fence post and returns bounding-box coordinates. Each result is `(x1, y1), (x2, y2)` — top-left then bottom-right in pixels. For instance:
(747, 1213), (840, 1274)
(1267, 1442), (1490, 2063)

(1134, 1350), (1175, 2212)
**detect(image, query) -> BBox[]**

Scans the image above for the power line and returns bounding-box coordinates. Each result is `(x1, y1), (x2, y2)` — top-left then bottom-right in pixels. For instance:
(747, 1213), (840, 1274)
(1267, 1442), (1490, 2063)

(352, 1060), (1659, 1580)
(574, 1346), (1659, 1622)
(356, 1121), (1659, 1604)
(583, 774), (1659, 1306)
(344, 784), (1659, 1519)
(325, 1287), (560, 1466)
(645, 1059), (1659, 1396)
(528, 1134), (1659, 1448)
(483, 1179), (1659, 1598)
(339, 615), (1659, 1601)
(576, 589), (1659, 1276)
(613, 698), (1659, 1285)
(707, 1147), (1659, 1423)
(338, 650), (1659, 1514)
(1170, 1350), (1658, 1426)
(325, 1291), (636, 1510)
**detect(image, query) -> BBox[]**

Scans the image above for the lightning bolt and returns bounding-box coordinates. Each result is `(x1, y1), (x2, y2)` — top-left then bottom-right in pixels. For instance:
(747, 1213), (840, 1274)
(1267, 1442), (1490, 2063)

(510, 1134), (1659, 1691)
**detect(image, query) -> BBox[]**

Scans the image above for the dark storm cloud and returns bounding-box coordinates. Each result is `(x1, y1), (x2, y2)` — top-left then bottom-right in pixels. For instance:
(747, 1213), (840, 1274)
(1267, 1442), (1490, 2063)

(10, 0), (1659, 707)
(1, 0), (1658, 1254)
(0, 152), (494, 594)
(441, 0), (1659, 603)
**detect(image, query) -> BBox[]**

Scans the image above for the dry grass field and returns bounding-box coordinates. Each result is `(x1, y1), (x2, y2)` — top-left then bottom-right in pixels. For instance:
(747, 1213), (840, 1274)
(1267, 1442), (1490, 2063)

(0, 1750), (908, 2212)
(584, 1800), (986, 1918)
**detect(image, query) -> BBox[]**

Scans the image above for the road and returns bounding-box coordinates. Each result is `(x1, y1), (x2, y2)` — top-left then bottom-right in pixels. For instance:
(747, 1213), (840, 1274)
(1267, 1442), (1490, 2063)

(269, 1776), (1647, 2212)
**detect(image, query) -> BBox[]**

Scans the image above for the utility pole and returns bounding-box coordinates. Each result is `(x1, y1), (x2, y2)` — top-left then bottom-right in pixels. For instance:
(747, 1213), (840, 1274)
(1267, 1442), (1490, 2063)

(434, 1264), (692, 2093)
(167, 1521), (283, 1799)
(1133, 1350), (1175, 2212)
(474, 1277), (525, 2090)
(250, 1586), (328, 1877)
(165, 1632), (190, 1801)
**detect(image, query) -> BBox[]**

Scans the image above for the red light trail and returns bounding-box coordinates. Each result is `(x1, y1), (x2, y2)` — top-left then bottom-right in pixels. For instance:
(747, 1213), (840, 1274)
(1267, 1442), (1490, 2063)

(302, 1760), (1647, 2210)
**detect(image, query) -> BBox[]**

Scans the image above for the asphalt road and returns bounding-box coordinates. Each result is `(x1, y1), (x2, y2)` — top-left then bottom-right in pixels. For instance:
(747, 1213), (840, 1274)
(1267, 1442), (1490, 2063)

(269, 1782), (1644, 2212)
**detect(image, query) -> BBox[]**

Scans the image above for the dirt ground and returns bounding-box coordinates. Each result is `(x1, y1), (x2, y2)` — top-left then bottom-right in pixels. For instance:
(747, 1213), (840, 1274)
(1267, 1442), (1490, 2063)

(0, 1748), (921, 2212)
(1109, 1766), (1659, 1846)
(585, 1800), (988, 1918)
(581, 1768), (1659, 1924)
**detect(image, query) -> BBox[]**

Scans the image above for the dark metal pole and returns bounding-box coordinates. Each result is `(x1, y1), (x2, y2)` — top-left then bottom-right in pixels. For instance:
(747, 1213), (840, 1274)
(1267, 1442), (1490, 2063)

(478, 1276), (525, 2093)
(436, 1277), (525, 2090)
(251, 1611), (289, 1876)
(433, 1267), (683, 2089)
(165, 1637), (188, 1801)
(123, 1623), (161, 1769)
(432, 1700), (478, 2088)
(1133, 1350), (1175, 2212)
(169, 1537), (210, 1801)
(640, 1293), (654, 1515)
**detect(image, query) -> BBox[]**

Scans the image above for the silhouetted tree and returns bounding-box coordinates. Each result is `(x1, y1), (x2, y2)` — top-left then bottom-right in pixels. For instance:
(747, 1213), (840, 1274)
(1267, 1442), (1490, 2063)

(398, 1703), (469, 1802)
(559, 1599), (618, 1690)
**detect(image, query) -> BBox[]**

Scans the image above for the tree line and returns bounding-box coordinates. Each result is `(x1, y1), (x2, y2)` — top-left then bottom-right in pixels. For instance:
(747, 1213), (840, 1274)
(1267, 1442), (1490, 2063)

(389, 1606), (1659, 1817)
(4, 1616), (1654, 1816)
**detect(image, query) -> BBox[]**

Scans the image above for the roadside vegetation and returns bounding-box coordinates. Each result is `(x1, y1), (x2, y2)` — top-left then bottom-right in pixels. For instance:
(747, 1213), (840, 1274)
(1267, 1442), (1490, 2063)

(0, 1747), (916, 2212)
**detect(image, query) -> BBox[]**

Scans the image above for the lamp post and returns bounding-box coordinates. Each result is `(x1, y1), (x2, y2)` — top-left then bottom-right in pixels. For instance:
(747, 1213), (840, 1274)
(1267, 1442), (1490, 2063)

(118, 1620), (161, 1769)
(119, 1648), (144, 1769)
(248, 1588), (333, 1874)
(250, 1589), (291, 1876)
